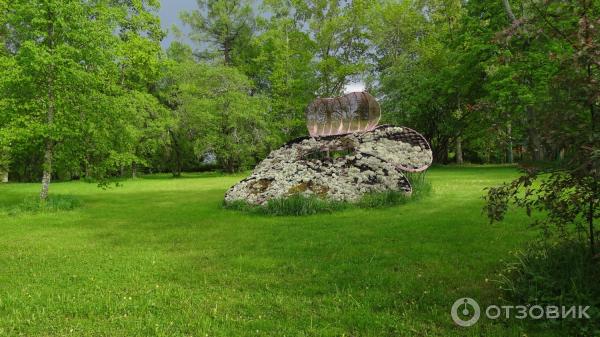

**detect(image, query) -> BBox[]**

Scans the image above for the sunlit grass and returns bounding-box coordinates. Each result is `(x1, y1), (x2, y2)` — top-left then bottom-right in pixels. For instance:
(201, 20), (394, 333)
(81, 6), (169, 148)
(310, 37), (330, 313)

(0, 166), (561, 336)
(1, 194), (81, 216)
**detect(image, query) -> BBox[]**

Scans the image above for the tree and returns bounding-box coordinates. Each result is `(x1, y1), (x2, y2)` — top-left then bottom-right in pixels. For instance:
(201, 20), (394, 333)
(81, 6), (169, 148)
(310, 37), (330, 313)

(0, 0), (9, 181)
(242, 0), (319, 140)
(293, 0), (370, 97)
(0, 0), (164, 199)
(370, 0), (480, 163)
(485, 0), (599, 254)
(0, 0), (6, 54)
(110, 0), (170, 179)
(161, 61), (271, 173)
(180, 0), (255, 66)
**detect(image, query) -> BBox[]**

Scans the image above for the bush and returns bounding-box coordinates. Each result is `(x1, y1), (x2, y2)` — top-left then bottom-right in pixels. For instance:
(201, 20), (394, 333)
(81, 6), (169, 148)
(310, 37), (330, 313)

(497, 239), (600, 336)
(5, 195), (81, 215)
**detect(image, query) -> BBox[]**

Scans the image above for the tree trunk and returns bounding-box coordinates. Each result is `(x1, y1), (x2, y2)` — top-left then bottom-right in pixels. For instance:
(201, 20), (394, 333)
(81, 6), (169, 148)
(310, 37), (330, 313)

(40, 76), (55, 201)
(501, 0), (517, 23)
(85, 156), (91, 179)
(223, 39), (232, 66)
(507, 121), (513, 164)
(168, 129), (182, 177)
(132, 162), (137, 179)
(455, 136), (463, 164)
(526, 106), (543, 161)
(433, 139), (450, 164)
(41, 7), (55, 201)
(171, 154), (182, 177)
(590, 185), (596, 256)
(589, 62), (597, 255)
(40, 141), (53, 201)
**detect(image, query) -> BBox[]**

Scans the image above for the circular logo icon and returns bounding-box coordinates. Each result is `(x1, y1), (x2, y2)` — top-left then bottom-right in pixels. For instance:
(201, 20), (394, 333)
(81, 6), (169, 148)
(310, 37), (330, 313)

(451, 297), (481, 327)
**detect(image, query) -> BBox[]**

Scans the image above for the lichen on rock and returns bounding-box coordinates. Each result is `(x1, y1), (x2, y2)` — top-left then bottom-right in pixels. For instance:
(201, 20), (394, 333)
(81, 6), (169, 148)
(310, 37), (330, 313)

(224, 125), (433, 206)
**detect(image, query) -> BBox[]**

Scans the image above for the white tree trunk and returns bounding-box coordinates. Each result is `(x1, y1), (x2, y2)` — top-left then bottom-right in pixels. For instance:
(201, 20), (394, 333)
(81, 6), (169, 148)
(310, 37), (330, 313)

(502, 0), (517, 23)
(40, 143), (53, 200)
(40, 9), (55, 201)
(456, 136), (463, 164)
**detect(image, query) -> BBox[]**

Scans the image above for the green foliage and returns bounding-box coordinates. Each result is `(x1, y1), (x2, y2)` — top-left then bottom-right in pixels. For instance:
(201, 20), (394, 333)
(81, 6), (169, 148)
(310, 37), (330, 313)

(246, 4), (319, 139)
(4, 195), (81, 216)
(296, 0), (371, 96)
(497, 239), (600, 336)
(160, 61), (272, 173)
(484, 0), (599, 254)
(485, 169), (599, 253)
(370, 0), (496, 164)
(2, 0), (597, 184)
(0, 0), (166, 195)
(180, 0), (255, 65)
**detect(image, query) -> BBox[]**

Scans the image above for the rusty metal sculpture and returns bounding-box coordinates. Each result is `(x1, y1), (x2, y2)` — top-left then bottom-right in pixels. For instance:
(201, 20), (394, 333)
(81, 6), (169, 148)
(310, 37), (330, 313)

(306, 91), (381, 137)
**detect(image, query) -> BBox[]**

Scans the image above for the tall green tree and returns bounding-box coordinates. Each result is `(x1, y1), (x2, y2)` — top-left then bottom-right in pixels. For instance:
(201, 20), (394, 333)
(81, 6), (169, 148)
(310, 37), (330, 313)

(370, 0), (474, 163)
(243, 0), (318, 139)
(294, 0), (370, 96)
(0, 0), (9, 180)
(111, 0), (170, 178)
(0, 0), (163, 199)
(180, 0), (255, 66)
(486, 0), (599, 254)
(161, 61), (271, 173)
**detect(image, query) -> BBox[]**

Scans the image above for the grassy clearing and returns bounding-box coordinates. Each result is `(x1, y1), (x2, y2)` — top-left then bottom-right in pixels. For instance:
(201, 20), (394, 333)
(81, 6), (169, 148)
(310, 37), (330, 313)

(0, 166), (561, 336)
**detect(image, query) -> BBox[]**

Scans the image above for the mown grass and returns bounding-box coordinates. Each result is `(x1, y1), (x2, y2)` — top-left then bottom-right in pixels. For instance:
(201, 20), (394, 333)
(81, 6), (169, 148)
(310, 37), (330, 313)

(0, 166), (563, 336)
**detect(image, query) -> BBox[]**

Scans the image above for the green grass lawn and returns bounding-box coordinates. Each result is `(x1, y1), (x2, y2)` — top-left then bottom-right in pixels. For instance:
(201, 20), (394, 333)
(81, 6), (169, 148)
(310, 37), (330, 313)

(0, 166), (557, 336)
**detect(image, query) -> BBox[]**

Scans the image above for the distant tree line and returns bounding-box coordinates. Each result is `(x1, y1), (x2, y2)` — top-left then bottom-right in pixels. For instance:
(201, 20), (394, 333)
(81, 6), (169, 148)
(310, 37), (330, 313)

(0, 0), (598, 202)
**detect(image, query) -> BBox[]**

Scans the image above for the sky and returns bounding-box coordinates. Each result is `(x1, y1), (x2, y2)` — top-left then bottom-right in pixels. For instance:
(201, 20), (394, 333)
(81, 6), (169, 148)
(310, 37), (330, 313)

(156, 0), (365, 93)
(158, 0), (196, 49)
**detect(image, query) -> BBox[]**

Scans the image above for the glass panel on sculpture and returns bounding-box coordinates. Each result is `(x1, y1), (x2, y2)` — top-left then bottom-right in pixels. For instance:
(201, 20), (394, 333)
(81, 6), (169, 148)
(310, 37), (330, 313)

(306, 92), (381, 137)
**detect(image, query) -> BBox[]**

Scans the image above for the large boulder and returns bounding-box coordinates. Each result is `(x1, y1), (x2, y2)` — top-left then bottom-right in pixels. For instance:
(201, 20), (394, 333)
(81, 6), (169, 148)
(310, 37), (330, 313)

(224, 125), (432, 205)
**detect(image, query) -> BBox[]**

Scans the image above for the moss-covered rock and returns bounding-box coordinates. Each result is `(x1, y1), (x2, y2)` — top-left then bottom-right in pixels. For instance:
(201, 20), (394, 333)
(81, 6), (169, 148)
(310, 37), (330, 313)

(224, 126), (432, 205)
